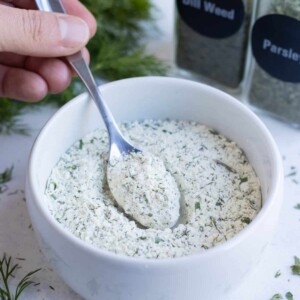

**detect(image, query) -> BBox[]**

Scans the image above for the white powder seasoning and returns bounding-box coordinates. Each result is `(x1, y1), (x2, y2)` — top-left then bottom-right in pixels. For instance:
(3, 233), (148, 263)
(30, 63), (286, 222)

(107, 152), (180, 230)
(45, 120), (262, 259)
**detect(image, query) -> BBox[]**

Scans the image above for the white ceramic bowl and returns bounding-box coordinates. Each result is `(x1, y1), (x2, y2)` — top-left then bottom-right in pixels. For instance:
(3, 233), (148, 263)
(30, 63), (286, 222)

(26, 77), (283, 300)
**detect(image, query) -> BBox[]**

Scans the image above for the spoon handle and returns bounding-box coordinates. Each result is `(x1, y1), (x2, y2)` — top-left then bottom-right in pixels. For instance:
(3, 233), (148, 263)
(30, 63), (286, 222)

(67, 51), (123, 140)
(35, 0), (123, 141)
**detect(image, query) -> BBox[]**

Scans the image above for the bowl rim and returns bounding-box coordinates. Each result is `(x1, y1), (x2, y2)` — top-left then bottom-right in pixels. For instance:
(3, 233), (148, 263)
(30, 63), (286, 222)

(27, 76), (283, 266)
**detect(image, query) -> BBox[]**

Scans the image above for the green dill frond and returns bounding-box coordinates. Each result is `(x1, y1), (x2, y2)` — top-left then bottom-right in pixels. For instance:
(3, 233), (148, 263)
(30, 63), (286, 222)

(0, 254), (41, 300)
(0, 99), (28, 135)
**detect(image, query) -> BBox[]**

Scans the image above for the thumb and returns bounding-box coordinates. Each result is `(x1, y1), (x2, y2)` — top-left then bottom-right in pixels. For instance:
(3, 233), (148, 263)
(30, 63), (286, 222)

(0, 5), (90, 57)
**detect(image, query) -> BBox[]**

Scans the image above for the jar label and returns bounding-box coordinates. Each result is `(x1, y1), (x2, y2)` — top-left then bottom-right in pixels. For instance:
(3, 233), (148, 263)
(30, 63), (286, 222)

(252, 14), (300, 83)
(176, 0), (245, 39)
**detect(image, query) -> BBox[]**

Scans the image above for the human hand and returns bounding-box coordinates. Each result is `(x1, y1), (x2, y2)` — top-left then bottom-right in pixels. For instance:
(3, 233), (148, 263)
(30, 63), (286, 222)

(0, 0), (96, 101)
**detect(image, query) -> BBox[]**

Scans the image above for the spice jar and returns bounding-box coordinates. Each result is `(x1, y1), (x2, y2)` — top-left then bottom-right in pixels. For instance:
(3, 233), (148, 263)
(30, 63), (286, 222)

(247, 0), (300, 126)
(175, 0), (254, 91)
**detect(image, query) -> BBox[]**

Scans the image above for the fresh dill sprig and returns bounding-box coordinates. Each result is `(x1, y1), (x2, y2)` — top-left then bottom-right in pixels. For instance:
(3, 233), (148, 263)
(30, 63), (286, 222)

(0, 254), (41, 300)
(0, 100), (28, 136)
(0, 0), (167, 135)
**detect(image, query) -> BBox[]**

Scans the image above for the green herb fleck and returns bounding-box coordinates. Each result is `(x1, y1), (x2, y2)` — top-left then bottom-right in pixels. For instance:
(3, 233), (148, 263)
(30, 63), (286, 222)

(143, 195), (149, 203)
(0, 253), (41, 299)
(285, 171), (297, 178)
(291, 256), (300, 275)
(241, 217), (251, 224)
(195, 202), (201, 210)
(215, 159), (237, 173)
(294, 204), (300, 209)
(274, 270), (281, 278)
(216, 198), (224, 207)
(51, 182), (57, 190)
(0, 100), (29, 135)
(67, 165), (77, 171)
(270, 294), (283, 300)
(240, 177), (248, 183)
(0, 166), (13, 185)
(209, 129), (219, 135)
(79, 139), (84, 150)
(285, 292), (294, 300)
(155, 237), (162, 244)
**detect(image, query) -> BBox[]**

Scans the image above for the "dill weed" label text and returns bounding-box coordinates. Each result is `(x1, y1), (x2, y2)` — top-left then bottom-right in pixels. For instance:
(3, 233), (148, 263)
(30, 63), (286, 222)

(177, 0), (245, 39)
(252, 14), (300, 83)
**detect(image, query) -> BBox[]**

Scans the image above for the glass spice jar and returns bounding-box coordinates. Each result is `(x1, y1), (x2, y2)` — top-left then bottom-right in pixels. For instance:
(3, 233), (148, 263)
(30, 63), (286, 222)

(175, 0), (255, 92)
(246, 0), (300, 126)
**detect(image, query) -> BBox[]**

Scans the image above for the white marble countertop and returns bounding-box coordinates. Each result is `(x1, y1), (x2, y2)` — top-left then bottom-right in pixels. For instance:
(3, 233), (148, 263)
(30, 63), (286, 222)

(0, 1), (300, 299)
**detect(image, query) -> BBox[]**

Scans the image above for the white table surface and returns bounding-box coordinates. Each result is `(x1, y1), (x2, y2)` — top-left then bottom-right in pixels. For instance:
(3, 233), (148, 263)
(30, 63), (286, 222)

(0, 1), (300, 299)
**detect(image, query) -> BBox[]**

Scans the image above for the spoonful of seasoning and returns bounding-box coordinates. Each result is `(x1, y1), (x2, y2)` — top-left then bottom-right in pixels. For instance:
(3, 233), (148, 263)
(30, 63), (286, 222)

(35, 0), (180, 230)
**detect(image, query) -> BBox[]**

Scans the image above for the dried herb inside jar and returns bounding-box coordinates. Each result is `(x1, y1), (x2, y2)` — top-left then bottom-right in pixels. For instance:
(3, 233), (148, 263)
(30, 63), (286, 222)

(249, 0), (300, 125)
(176, 0), (253, 89)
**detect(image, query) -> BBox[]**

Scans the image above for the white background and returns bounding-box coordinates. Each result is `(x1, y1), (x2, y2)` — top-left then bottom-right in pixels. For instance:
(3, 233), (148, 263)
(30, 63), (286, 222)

(0, 1), (299, 299)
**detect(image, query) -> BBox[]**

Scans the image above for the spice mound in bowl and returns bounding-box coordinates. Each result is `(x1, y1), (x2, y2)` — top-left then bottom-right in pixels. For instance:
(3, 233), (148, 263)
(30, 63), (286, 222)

(26, 77), (283, 300)
(45, 120), (261, 259)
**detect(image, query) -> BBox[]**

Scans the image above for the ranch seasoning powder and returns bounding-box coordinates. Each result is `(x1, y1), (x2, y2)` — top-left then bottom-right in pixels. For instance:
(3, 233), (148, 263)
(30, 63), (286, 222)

(176, 0), (254, 90)
(248, 0), (300, 125)
(45, 120), (261, 259)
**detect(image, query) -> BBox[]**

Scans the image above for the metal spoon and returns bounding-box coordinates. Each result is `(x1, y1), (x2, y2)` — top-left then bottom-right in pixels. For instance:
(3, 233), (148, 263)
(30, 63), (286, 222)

(36, 0), (181, 229)
(35, 0), (140, 161)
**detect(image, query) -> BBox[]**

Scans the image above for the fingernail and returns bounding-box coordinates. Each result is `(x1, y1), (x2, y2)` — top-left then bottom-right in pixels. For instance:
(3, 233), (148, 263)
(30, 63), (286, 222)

(58, 16), (89, 48)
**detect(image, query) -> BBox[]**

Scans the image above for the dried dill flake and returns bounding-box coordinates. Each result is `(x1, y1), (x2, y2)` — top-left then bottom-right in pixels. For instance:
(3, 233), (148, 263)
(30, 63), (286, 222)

(285, 171), (297, 178)
(274, 270), (281, 278)
(79, 139), (84, 150)
(241, 217), (251, 224)
(240, 176), (248, 183)
(0, 166), (13, 185)
(285, 292), (294, 300)
(270, 294), (283, 300)
(176, 0), (254, 89)
(155, 236), (163, 244)
(195, 202), (201, 210)
(248, 0), (300, 125)
(290, 256), (300, 275)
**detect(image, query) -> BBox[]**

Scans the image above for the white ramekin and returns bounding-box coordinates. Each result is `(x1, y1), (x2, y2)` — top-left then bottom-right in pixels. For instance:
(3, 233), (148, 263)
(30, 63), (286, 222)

(26, 77), (283, 300)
